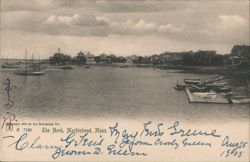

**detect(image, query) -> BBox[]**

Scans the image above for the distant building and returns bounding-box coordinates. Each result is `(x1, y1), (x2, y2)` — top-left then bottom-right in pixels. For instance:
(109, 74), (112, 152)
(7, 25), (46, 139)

(230, 45), (250, 65)
(150, 55), (161, 65)
(231, 45), (250, 58)
(126, 55), (138, 63)
(197, 50), (216, 55)
(99, 53), (110, 63)
(158, 51), (188, 65)
(85, 52), (96, 64)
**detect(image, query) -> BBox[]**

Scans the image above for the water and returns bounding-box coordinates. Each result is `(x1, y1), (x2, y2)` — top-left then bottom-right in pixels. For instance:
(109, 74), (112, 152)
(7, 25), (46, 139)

(0, 66), (249, 122)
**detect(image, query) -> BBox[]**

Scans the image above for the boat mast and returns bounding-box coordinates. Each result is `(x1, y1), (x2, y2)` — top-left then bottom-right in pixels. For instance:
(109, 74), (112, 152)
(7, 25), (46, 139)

(25, 49), (28, 73)
(32, 53), (34, 66)
(38, 56), (41, 71)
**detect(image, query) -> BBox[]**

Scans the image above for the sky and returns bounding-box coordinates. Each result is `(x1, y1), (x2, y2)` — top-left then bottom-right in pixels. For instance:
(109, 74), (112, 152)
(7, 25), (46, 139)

(0, 0), (249, 59)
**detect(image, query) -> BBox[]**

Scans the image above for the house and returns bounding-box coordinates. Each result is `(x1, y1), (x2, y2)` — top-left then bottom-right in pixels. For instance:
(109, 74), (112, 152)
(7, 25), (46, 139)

(85, 52), (96, 64)
(150, 55), (161, 65)
(231, 45), (250, 58)
(126, 55), (138, 63)
(98, 53), (110, 63)
(230, 45), (250, 65)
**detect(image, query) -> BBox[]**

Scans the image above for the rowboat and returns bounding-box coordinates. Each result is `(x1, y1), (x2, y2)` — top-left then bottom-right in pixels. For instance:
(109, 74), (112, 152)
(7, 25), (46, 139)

(190, 84), (210, 92)
(184, 79), (203, 85)
(84, 65), (91, 69)
(229, 96), (250, 104)
(15, 70), (44, 76)
(174, 83), (192, 90)
(120, 65), (129, 68)
(61, 66), (73, 70)
(192, 92), (217, 99)
(1, 64), (19, 68)
(212, 86), (232, 92)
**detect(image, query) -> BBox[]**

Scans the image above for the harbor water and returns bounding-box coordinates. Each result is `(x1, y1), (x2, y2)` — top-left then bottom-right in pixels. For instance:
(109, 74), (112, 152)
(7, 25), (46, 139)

(0, 66), (249, 122)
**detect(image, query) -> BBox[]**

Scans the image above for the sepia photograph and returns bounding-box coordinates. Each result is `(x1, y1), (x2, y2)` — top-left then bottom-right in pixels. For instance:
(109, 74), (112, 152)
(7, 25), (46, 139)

(0, 0), (249, 161)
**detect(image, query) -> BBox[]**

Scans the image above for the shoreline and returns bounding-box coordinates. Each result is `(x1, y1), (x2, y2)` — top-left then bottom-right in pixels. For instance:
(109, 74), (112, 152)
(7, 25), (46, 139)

(86, 63), (250, 77)
(1, 61), (250, 77)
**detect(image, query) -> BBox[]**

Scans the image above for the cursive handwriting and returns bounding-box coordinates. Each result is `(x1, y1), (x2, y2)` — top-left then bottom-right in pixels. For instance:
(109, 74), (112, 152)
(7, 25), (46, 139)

(60, 132), (104, 148)
(8, 133), (60, 151)
(2, 78), (18, 132)
(109, 122), (151, 156)
(3, 121), (248, 160)
(107, 144), (147, 156)
(1, 112), (17, 131)
(220, 136), (248, 158)
(3, 78), (17, 109)
(52, 147), (101, 159)
(155, 138), (179, 149)
(168, 121), (221, 138)
(140, 121), (164, 137)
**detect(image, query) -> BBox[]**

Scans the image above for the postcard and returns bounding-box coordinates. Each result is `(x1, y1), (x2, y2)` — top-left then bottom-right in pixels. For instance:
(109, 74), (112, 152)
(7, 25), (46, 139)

(0, 0), (249, 161)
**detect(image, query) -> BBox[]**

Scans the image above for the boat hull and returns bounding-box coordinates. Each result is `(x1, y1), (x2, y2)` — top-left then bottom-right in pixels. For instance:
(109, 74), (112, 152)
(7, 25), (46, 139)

(230, 99), (250, 104)
(1, 65), (19, 68)
(15, 71), (45, 76)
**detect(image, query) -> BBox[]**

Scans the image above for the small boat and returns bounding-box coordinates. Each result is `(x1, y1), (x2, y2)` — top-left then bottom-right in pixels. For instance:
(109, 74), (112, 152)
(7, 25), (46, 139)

(15, 70), (44, 76)
(174, 80), (193, 90)
(190, 84), (210, 92)
(184, 79), (203, 85)
(84, 65), (91, 69)
(174, 84), (189, 90)
(229, 96), (250, 104)
(223, 91), (234, 97)
(1, 57), (20, 68)
(119, 65), (129, 68)
(212, 86), (232, 92)
(205, 82), (228, 88)
(1, 64), (19, 68)
(61, 66), (73, 70)
(192, 92), (217, 99)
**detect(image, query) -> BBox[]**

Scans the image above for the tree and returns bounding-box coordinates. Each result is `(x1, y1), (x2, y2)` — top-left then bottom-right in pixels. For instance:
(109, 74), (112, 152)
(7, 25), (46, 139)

(49, 53), (72, 65)
(75, 51), (86, 65)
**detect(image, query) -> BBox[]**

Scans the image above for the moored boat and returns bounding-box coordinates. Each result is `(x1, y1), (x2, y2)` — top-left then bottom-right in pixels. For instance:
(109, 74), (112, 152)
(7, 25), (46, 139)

(84, 65), (91, 69)
(184, 79), (203, 85)
(14, 50), (45, 76)
(192, 92), (217, 99)
(1, 63), (19, 68)
(119, 65), (129, 68)
(229, 96), (250, 104)
(212, 86), (232, 92)
(174, 84), (190, 90)
(15, 70), (44, 76)
(190, 84), (210, 92)
(61, 66), (73, 70)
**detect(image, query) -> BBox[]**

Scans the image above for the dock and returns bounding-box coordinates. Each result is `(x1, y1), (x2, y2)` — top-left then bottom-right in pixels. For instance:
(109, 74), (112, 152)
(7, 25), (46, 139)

(185, 88), (229, 104)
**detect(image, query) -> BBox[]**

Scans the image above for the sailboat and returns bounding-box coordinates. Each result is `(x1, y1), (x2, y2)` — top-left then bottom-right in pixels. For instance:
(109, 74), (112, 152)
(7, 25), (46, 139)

(15, 50), (45, 76)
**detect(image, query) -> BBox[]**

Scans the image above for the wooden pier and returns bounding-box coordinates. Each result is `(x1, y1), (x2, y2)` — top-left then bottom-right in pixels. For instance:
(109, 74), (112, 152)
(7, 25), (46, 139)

(185, 88), (229, 104)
